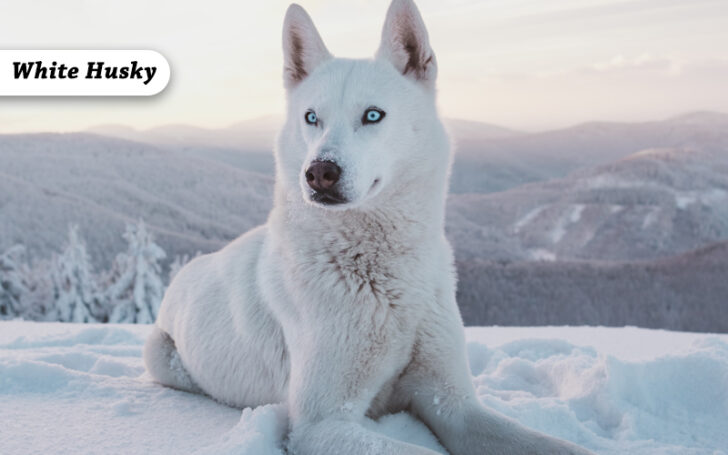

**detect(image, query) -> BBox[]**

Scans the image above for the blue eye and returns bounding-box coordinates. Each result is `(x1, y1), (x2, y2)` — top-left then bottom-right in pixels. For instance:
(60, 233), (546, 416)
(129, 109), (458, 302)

(363, 108), (385, 125)
(305, 110), (318, 125)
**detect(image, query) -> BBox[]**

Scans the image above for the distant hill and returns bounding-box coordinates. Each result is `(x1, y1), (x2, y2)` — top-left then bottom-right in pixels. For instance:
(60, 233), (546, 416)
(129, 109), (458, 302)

(87, 115), (281, 151)
(86, 111), (728, 195)
(447, 147), (728, 262)
(450, 111), (728, 193)
(87, 117), (525, 189)
(4, 119), (728, 268)
(0, 133), (273, 267)
(3, 115), (728, 331)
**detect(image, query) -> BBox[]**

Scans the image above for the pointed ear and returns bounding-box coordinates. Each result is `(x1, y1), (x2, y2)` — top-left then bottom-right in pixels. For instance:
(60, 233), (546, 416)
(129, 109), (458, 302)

(376, 0), (437, 88)
(282, 4), (332, 89)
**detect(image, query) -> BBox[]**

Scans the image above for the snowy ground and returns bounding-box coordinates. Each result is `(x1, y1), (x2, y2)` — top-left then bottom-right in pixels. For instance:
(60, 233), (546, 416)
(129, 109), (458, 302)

(1, 322), (726, 455)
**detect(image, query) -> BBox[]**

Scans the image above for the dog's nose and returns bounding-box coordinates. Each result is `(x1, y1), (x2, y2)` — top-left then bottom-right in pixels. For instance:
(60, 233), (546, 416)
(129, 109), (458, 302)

(305, 160), (341, 192)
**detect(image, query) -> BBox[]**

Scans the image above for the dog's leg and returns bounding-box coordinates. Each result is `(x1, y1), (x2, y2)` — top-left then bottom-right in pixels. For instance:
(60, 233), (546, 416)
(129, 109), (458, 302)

(398, 294), (595, 455)
(143, 326), (202, 394)
(285, 327), (440, 455)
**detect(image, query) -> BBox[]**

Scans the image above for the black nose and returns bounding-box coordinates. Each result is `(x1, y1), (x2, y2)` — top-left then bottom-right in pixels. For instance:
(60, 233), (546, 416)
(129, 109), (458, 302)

(306, 160), (341, 192)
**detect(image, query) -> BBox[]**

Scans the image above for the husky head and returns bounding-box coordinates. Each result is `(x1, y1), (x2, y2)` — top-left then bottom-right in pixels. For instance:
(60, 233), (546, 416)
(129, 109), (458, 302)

(276, 0), (449, 211)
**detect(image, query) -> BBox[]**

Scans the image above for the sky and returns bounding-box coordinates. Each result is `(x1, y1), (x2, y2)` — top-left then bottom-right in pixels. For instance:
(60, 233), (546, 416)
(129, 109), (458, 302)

(0, 0), (727, 133)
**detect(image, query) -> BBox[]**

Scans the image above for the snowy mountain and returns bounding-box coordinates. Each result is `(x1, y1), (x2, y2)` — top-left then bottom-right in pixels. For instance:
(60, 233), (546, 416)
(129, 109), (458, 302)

(447, 147), (728, 262)
(1, 321), (726, 455)
(0, 117), (525, 267)
(2, 114), (727, 330)
(10, 135), (726, 269)
(86, 112), (728, 196)
(451, 111), (728, 193)
(88, 117), (525, 189)
(87, 115), (281, 151)
(0, 133), (273, 267)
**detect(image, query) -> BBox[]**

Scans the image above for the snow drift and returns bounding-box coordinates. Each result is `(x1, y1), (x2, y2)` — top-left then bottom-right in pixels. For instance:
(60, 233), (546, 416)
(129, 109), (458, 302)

(1, 322), (726, 454)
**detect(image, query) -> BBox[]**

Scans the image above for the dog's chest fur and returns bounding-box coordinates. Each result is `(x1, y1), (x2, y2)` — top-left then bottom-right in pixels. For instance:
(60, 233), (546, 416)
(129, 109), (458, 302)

(263, 206), (438, 416)
(270, 205), (436, 340)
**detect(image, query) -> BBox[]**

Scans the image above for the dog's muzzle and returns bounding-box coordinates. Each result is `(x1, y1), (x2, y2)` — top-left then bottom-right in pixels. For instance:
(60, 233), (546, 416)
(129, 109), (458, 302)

(305, 160), (346, 205)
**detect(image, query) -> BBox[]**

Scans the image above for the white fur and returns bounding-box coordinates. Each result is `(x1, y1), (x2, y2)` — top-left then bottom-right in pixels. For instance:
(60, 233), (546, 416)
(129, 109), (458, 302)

(145, 1), (594, 454)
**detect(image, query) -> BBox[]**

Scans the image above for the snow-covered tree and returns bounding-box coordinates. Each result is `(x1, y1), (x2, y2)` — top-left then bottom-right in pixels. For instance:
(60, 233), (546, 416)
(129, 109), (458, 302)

(0, 245), (29, 318)
(22, 258), (56, 321)
(50, 226), (100, 323)
(106, 220), (166, 324)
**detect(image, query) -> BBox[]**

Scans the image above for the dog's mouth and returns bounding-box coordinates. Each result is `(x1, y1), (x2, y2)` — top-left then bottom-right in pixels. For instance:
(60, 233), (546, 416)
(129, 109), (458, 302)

(310, 191), (347, 206)
(306, 179), (381, 208)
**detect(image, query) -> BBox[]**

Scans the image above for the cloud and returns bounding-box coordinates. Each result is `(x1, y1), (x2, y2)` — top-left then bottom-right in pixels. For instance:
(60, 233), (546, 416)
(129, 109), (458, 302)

(590, 54), (677, 73)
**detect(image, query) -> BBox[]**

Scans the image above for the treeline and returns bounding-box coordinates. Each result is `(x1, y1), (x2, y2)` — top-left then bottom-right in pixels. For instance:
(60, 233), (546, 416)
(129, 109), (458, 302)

(0, 220), (189, 324)
(4, 221), (727, 332)
(456, 242), (728, 333)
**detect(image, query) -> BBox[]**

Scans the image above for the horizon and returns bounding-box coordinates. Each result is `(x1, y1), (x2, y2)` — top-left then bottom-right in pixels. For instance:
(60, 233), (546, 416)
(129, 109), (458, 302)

(1, 0), (727, 133)
(1, 109), (726, 137)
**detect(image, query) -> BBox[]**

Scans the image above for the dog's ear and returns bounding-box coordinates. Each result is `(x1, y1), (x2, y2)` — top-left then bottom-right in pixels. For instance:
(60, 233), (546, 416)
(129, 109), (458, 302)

(376, 0), (437, 89)
(282, 4), (332, 89)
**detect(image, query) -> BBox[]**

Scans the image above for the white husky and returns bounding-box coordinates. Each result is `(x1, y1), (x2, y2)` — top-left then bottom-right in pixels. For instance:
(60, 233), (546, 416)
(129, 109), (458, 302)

(144, 1), (593, 454)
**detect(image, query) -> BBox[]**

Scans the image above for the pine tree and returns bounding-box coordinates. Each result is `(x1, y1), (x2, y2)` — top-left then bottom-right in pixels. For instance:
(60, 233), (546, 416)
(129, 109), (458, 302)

(107, 220), (166, 324)
(0, 245), (29, 319)
(51, 226), (100, 323)
(22, 258), (56, 321)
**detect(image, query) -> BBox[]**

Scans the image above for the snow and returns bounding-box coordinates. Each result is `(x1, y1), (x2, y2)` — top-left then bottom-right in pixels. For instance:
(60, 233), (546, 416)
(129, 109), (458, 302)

(675, 189), (728, 210)
(529, 248), (557, 261)
(570, 204), (586, 223)
(1, 322), (727, 455)
(513, 206), (544, 233)
(550, 204), (586, 244)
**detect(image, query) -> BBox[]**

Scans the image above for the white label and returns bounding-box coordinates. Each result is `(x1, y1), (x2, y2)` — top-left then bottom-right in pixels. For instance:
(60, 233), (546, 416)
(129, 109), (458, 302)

(0, 50), (170, 96)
